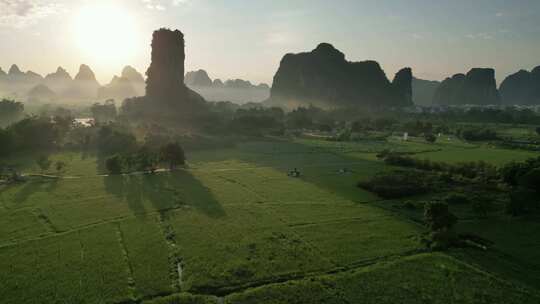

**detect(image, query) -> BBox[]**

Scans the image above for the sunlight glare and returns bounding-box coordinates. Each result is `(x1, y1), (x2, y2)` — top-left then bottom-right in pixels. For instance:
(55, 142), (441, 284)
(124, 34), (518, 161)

(73, 3), (140, 63)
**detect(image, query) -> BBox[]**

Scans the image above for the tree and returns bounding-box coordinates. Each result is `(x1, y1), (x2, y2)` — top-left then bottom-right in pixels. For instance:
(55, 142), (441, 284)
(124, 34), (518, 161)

(160, 143), (185, 170)
(97, 126), (137, 155)
(536, 127), (540, 136)
(132, 148), (159, 173)
(0, 99), (24, 127)
(518, 168), (540, 190)
(424, 202), (457, 231)
(424, 133), (437, 143)
(91, 100), (117, 124)
(55, 161), (66, 173)
(444, 194), (469, 205)
(105, 155), (123, 175)
(36, 155), (52, 173)
(424, 202), (457, 249)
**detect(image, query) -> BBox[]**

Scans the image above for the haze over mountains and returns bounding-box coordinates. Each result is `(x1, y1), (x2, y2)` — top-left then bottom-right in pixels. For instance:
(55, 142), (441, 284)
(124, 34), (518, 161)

(0, 64), (142, 104)
(0, 64), (270, 105)
(184, 69), (270, 104)
(1, 57), (539, 107)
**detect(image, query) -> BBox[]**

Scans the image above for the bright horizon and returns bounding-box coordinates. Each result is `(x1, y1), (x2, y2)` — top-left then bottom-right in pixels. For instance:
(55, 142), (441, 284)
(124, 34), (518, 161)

(1, 0), (540, 85)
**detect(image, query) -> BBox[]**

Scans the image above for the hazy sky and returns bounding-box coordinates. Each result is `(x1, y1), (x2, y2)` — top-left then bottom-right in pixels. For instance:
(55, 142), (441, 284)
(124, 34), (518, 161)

(1, 0), (539, 85)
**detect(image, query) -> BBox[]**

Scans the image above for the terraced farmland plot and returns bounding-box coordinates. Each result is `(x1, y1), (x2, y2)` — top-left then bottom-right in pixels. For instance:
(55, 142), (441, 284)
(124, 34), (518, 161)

(292, 216), (421, 265)
(224, 253), (540, 304)
(0, 224), (131, 304)
(0, 171), (226, 231)
(0, 208), (51, 244)
(2, 138), (539, 304)
(118, 216), (175, 298)
(265, 201), (391, 226)
(167, 204), (334, 292)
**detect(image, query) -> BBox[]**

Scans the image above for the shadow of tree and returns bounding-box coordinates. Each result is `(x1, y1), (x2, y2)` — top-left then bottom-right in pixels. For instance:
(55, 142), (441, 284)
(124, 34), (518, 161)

(190, 138), (386, 203)
(12, 178), (59, 205)
(103, 170), (225, 218)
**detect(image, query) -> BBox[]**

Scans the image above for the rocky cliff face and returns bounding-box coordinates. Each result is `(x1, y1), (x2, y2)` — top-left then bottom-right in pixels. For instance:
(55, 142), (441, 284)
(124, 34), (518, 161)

(145, 28), (189, 103)
(98, 76), (137, 101)
(433, 68), (500, 105)
(44, 67), (72, 93)
(183, 69), (270, 103)
(412, 77), (440, 106)
(392, 68), (413, 105)
(268, 43), (412, 108)
(8, 64), (25, 78)
(65, 64), (101, 99)
(27, 84), (57, 103)
(120, 66), (145, 96)
(122, 28), (206, 119)
(0, 65), (44, 95)
(45, 67), (72, 82)
(499, 66), (540, 105)
(185, 69), (213, 87)
(122, 66), (145, 84)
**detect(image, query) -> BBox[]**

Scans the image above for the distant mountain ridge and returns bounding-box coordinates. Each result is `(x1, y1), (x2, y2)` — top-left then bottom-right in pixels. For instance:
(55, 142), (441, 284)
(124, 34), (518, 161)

(184, 69), (269, 90)
(183, 69), (270, 103)
(0, 64), (146, 103)
(267, 43), (413, 108)
(433, 68), (501, 105)
(412, 77), (440, 106)
(499, 66), (540, 105)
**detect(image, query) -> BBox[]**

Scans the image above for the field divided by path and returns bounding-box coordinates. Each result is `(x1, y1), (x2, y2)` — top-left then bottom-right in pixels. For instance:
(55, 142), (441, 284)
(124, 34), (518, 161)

(1, 140), (539, 303)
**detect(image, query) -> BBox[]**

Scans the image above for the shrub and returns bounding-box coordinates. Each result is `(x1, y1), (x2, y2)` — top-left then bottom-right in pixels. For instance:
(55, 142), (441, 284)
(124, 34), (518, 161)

(458, 127), (498, 141)
(36, 155), (52, 173)
(358, 170), (429, 199)
(424, 201), (458, 249)
(160, 142), (185, 170)
(471, 199), (490, 217)
(506, 188), (538, 216)
(444, 194), (470, 205)
(424, 133), (437, 143)
(97, 126), (137, 155)
(518, 168), (540, 190)
(55, 161), (66, 173)
(424, 202), (457, 231)
(384, 154), (497, 180)
(105, 155), (123, 175)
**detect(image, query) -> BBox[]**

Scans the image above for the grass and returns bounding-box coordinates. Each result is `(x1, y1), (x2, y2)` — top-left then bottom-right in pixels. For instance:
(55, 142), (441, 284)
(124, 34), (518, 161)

(168, 204), (334, 292)
(1, 135), (540, 303)
(224, 253), (540, 304)
(119, 216), (175, 298)
(0, 224), (131, 304)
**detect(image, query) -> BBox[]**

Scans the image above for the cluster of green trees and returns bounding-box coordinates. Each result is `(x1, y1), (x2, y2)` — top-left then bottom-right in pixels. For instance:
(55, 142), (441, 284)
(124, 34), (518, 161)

(457, 127), (499, 141)
(424, 201), (458, 250)
(420, 107), (540, 125)
(358, 170), (431, 199)
(0, 116), (72, 157)
(500, 157), (540, 215)
(383, 154), (498, 180)
(105, 142), (185, 174)
(0, 99), (24, 127)
(90, 100), (117, 124)
(34, 155), (66, 174)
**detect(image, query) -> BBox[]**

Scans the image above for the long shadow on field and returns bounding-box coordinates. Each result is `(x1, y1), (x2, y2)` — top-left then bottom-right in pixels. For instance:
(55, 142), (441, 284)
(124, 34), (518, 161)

(11, 179), (59, 205)
(195, 139), (388, 203)
(104, 170), (225, 218)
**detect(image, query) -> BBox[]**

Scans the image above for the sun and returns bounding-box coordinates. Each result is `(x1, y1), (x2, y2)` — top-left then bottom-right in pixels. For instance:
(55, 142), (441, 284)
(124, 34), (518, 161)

(73, 3), (140, 63)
